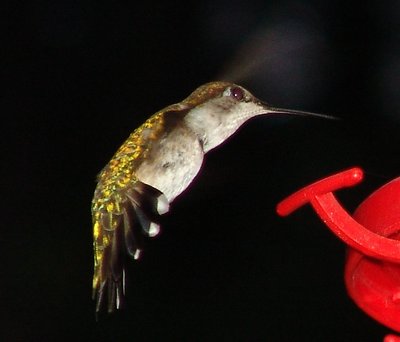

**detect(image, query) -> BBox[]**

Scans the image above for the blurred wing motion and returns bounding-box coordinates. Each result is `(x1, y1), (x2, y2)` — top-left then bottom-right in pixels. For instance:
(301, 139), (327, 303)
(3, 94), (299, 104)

(92, 180), (169, 314)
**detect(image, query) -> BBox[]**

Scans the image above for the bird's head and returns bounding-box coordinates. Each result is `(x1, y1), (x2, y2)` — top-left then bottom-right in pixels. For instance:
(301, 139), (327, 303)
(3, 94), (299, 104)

(182, 81), (333, 153)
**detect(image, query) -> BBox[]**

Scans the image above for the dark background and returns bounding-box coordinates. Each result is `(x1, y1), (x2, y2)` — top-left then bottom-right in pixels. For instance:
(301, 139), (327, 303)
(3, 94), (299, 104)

(4, 0), (400, 341)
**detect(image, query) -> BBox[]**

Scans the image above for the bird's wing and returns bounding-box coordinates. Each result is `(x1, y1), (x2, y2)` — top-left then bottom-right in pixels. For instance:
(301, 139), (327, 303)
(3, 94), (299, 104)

(92, 181), (169, 315)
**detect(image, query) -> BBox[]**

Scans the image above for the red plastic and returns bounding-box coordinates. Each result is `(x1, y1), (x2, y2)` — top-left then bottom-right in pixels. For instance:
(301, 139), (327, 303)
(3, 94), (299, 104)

(277, 167), (400, 341)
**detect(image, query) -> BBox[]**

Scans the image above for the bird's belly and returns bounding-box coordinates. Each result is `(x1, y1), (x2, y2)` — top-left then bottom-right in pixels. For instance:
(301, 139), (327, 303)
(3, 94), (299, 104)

(135, 128), (204, 203)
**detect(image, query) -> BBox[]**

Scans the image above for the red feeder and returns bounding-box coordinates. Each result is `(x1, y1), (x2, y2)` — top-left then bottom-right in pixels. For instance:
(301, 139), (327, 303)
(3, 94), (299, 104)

(276, 167), (400, 342)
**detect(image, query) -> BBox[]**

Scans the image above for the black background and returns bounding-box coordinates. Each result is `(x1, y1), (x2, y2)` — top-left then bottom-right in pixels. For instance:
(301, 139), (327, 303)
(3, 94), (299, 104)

(4, 1), (400, 341)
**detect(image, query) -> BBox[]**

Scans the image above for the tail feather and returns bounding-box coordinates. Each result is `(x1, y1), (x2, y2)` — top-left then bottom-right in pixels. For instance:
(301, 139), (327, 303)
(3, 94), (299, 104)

(92, 181), (170, 315)
(123, 204), (143, 259)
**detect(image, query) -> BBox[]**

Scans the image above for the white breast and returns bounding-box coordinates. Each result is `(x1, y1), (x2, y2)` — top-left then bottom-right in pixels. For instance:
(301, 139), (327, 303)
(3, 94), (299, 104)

(135, 125), (204, 203)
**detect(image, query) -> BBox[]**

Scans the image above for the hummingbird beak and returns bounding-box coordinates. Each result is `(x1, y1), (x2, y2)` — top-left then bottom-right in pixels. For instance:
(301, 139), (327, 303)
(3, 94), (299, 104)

(260, 102), (338, 120)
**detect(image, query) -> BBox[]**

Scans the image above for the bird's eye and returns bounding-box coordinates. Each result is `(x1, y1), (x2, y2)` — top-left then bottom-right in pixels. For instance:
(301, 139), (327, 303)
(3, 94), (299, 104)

(230, 87), (244, 101)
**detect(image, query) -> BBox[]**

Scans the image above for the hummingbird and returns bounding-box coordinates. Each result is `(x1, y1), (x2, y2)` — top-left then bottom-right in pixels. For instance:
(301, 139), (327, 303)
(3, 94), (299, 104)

(91, 81), (333, 314)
